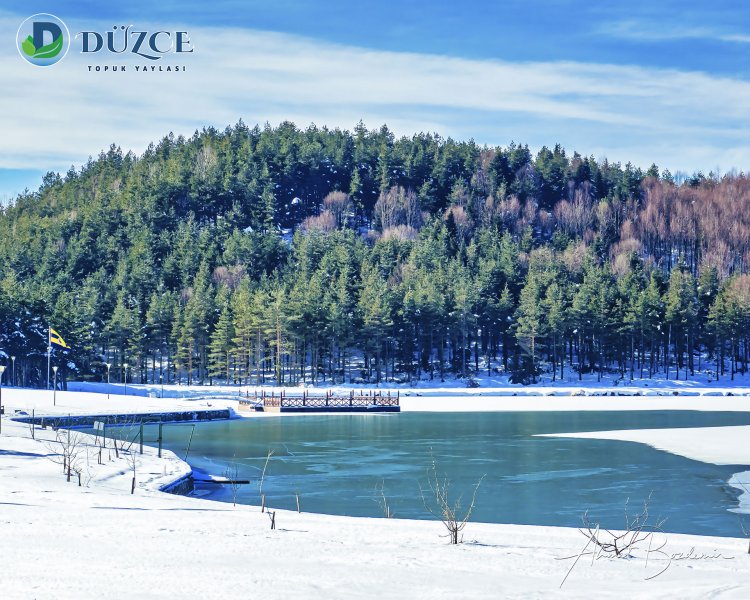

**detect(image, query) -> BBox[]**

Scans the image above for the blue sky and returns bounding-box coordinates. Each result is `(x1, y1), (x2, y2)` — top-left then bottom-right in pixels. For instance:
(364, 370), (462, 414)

(2, 1), (750, 200)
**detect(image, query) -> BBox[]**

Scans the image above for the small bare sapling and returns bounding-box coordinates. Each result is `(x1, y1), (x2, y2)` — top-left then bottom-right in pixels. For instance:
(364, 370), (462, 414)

(125, 450), (138, 494)
(224, 461), (241, 507)
(739, 518), (750, 555)
(734, 479), (750, 554)
(419, 455), (484, 544)
(374, 480), (394, 518)
(258, 449), (274, 512)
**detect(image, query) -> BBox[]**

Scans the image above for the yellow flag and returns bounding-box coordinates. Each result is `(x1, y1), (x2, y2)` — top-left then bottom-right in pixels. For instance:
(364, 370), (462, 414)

(50, 327), (70, 349)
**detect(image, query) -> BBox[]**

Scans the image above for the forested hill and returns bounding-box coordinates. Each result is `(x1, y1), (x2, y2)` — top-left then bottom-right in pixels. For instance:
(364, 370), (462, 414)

(1, 121), (750, 388)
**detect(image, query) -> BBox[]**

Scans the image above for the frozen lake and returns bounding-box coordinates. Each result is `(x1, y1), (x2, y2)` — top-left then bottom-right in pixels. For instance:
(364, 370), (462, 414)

(147, 411), (750, 536)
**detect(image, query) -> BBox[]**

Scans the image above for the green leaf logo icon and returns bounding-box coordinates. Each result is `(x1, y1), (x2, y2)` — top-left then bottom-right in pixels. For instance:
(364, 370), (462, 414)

(22, 35), (36, 57)
(23, 33), (63, 58)
(16, 14), (70, 66)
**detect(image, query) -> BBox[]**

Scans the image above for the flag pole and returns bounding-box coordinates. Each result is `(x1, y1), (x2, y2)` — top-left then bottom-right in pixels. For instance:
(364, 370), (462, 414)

(47, 325), (51, 390)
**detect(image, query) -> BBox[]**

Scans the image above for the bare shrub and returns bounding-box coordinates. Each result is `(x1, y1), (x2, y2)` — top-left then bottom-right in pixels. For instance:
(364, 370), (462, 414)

(580, 493), (666, 557)
(560, 492), (669, 588)
(419, 455), (484, 544)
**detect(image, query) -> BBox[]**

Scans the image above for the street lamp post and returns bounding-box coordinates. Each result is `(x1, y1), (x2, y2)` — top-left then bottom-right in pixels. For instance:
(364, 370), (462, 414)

(123, 363), (128, 396)
(11, 356), (15, 387)
(105, 363), (111, 400)
(52, 366), (58, 407)
(0, 365), (5, 434)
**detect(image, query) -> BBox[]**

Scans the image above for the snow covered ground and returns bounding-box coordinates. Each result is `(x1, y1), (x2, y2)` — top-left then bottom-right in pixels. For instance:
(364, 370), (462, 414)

(67, 366), (750, 399)
(1, 385), (750, 598)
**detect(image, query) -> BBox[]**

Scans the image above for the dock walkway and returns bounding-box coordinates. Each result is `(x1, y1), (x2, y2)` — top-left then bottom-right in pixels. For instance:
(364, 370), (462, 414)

(239, 390), (400, 413)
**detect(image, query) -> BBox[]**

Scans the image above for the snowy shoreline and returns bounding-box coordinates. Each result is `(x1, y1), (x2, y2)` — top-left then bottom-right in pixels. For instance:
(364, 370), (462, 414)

(2, 384), (750, 598)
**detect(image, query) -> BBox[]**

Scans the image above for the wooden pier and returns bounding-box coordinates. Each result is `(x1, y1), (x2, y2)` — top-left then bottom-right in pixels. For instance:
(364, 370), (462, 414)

(238, 390), (400, 413)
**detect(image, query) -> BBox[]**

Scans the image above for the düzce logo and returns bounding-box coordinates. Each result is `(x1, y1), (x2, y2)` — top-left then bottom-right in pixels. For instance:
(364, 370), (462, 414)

(16, 13), (70, 67)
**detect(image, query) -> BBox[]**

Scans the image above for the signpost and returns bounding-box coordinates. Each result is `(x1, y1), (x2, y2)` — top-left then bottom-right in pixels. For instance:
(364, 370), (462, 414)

(93, 420), (105, 447)
(52, 366), (58, 407)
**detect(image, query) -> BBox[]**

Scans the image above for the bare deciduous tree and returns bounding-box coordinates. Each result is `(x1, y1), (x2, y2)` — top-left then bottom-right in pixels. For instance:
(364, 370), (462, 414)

(44, 428), (85, 483)
(107, 417), (139, 458)
(375, 186), (422, 231)
(301, 210), (337, 233)
(323, 191), (353, 228)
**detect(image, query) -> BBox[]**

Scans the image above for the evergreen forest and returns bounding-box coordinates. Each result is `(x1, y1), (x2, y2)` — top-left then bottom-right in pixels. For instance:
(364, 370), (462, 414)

(2, 121), (750, 388)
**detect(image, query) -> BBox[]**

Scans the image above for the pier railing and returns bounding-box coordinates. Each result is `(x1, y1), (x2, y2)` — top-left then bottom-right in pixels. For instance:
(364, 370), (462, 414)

(241, 390), (399, 410)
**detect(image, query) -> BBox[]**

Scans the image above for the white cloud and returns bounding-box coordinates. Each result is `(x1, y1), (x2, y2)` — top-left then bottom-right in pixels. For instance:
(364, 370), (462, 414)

(2, 16), (750, 175)
(600, 19), (750, 44)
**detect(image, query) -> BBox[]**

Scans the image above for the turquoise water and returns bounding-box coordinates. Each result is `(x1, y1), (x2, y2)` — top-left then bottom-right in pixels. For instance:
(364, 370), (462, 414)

(145, 411), (750, 536)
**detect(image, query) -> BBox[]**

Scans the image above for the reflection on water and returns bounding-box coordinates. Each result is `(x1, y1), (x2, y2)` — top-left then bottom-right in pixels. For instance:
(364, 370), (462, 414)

(145, 411), (750, 536)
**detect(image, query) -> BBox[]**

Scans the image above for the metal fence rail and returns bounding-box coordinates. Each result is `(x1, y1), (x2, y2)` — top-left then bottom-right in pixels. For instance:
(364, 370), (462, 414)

(240, 389), (400, 410)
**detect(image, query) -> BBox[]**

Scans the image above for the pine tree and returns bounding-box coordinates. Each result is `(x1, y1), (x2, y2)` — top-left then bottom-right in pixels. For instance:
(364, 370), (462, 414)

(183, 263), (216, 384)
(208, 298), (235, 383)
(665, 263), (698, 379)
(358, 265), (393, 383)
(514, 275), (546, 383)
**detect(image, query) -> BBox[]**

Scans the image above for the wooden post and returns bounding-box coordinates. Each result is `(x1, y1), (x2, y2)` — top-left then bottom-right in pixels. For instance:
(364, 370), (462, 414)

(139, 422), (144, 454)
